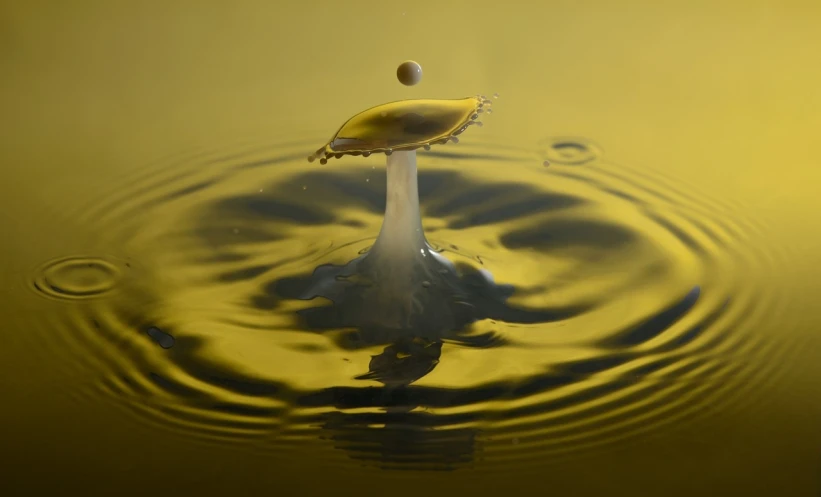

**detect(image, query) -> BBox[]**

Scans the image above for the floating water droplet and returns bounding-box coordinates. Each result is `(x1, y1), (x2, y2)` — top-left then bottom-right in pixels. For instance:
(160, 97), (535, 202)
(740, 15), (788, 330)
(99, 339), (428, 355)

(146, 326), (175, 349)
(32, 256), (122, 301)
(396, 60), (423, 86)
(493, 93), (499, 99)
(543, 160), (551, 167)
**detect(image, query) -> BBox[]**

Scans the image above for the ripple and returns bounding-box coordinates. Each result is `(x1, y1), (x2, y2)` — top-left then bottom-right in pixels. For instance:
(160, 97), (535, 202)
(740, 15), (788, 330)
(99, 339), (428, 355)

(32, 256), (124, 301)
(21, 135), (791, 471)
(538, 137), (602, 165)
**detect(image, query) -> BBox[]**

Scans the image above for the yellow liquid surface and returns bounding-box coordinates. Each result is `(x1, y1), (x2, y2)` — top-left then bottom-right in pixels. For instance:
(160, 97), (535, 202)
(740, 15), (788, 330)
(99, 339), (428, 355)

(1, 1), (820, 496)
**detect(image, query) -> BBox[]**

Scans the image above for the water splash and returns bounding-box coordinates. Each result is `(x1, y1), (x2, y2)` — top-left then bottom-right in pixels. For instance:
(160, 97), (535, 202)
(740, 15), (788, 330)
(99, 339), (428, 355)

(307, 96), (491, 164)
(19, 137), (789, 472)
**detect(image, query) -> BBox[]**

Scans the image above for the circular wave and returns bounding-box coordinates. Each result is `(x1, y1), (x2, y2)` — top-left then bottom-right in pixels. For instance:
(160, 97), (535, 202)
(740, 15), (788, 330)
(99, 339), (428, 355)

(539, 136), (602, 165)
(32, 255), (125, 301)
(22, 135), (790, 471)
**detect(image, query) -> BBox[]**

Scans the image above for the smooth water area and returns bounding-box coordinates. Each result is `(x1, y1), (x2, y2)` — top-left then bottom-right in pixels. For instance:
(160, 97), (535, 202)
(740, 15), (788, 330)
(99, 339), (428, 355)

(1, 2), (820, 496)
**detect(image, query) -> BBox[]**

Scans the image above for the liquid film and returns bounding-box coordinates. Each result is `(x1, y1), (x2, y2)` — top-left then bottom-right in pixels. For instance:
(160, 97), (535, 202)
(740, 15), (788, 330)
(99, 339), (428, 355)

(308, 96), (491, 164)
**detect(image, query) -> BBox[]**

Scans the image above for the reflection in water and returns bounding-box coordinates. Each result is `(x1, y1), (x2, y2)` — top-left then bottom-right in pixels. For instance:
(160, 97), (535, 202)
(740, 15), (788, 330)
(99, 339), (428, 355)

(23, 137), (786, 471)
(323, 337), (477, 471)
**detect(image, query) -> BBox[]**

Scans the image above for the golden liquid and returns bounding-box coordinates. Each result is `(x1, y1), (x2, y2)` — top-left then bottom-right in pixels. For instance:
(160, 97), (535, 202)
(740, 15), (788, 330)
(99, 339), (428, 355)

(312, 96), (488, 161)
(1, 1), (820, 496)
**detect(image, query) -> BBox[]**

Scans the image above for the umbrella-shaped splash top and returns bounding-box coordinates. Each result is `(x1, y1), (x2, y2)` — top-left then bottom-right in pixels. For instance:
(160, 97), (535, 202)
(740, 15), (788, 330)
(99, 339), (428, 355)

(308, 95), (492, 164)
(293, 92), (543, 335)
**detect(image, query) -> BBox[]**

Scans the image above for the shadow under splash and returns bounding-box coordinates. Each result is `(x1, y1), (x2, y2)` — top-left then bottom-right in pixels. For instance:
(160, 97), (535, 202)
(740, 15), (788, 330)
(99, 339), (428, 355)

(197, 165), (610, 469)
(139, 150), (729, 470)
(272, 260), (588, 353)
(158, 279), (702, 472)
(262, 223), (592, 470)
(191, 163), (697, 469)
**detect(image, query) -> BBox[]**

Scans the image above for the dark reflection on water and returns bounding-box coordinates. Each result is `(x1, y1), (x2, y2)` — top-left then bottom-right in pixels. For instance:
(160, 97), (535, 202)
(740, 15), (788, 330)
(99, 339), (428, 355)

(320, 410), (478, 471)
(196, 168), (594, 265)
(270, 259), (588, 350)
(29, 139), (777, 472)
(147, 280), (705, 470)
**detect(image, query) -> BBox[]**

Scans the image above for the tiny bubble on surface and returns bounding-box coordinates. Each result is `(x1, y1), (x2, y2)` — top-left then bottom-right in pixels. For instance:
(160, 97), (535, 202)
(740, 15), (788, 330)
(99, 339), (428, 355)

(146, 326), (175, 349)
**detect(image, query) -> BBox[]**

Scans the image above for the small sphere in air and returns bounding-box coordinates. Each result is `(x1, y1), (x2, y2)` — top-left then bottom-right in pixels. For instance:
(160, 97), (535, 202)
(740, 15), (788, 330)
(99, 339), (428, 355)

(397, 60), (423, 86)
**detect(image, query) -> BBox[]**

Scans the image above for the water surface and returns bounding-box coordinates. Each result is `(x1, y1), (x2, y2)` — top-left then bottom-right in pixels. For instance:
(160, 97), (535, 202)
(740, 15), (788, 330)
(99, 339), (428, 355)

(1, 1), (820, 496)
